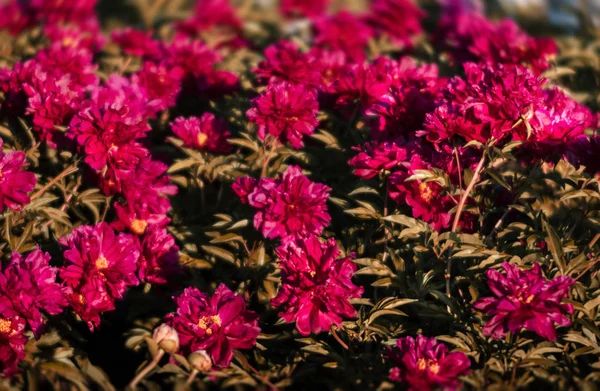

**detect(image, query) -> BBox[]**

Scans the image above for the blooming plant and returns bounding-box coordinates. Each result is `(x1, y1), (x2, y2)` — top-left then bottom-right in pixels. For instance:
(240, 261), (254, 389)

(0, 0), (600, 389)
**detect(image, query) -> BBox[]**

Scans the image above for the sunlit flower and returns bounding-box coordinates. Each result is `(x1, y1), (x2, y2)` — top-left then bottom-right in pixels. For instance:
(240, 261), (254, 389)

(0, 139), (37, 212)
(0, 316), (27, 377)
(171, 113), (232, 153)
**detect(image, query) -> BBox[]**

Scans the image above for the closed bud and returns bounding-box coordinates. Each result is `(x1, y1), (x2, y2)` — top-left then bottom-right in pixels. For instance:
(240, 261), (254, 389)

(188, 350), (212, 372)
(152, 324), (180, 354)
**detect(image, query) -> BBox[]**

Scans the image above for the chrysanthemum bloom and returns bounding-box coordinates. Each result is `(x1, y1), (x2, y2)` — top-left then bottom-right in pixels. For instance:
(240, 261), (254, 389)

(247, 82), (319, 149)
(91, 74), (150, 122)
(367, 0), (425, 47)
(474, 262), (574, 340)
(60, 223), (140, 330)
(0, 316), (27, 378)
(166, 35), (220, 79)
(232, 165), (331, 241)
(436, 8), (556, 75)
(271, 235), (363, 335)
(166, 284), (260, 368)
(68, 101), (150, 171)
(0, 249), (69, 337)
(348, 141), (407, 179)
(111, 28), (163, 59)
(28, 0), (98, 27)
(387, 335), (470, 391)
(136, 225), (182, 285)
(44, 24), (106, 53)
(134, 61), (184, 114)
(307, 48), (347, 94)
(171, 114), (232, 153)
(33, 43), (99, 91)
(421, 62), (545, 146)
(177, 0), (241, 34)
(0, 139), (37, 212)
(254, 41), (322, 89)
(0, 2), (35, 35)
(280, 0), (328, 18)
(313, 11), (373, 62)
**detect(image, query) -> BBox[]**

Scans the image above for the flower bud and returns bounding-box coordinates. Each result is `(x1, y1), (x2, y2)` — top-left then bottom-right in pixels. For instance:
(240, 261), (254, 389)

(152, 324), (180, 354)
(188, 350), (212, 372)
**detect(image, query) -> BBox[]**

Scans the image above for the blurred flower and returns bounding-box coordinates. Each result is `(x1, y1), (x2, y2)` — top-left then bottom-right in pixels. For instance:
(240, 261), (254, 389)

(348, 141), (407, 179)
(247, 81), (319, 149)
(44, 24), (106, 53)
(177, 0), (241, 35)
(313, 11), (373, 62)
(167, 284), (260, 368)
(134, 61), (184, 114)
(0, 139), (37, 212)
(281, 0), (328, 18)
(272, 235), (363, 335)
(60, 223), (140, 330)
(111, 28), (163, 59)
(232, 165), (331, 242)
(171, 114), (232, 153)
(387, 335), (471, 391)
(153, 324), (180, 354)
(367, 0), (425, 47)
(0, 249), (69, 337)
(474, 262), (574, 340)
(0, 316), (27, 378)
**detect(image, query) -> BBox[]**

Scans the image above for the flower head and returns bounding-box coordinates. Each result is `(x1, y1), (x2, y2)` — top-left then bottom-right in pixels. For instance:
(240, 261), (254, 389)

(387, 335), (471, 391)
(281, 0), (328, 18)
(167, 284), (260, 368)
(153, 324), (180, 354)
(247, 82), (319, 149)
(0, 139), (37, 212)
(171, 114), (232, 153)
(232, 165), (331, 241)
(254, 41), (322, 89)
(313, 11), (373, 62)
(0, 316), (27, 378)
(474, 262), (574, 340)
(271, 235), (363, 335)
(348, 141), (407, 179)
(367, 0), (425, 47)
(136, 224), (182, 286)
(112, 28), (163, 59)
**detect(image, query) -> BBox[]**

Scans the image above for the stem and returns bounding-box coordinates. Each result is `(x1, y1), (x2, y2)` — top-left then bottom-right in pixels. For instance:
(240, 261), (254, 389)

(261, 142), (276, 178)
(446, 151), (487, 297)
(128, 349), (165, 390)
(31, 165), (78, 201)
(330, 325), (349, 350)
(574, 256), (600, 282)
(42, 177), (82, 228)
(184, 369), (199, 388)
(235, 353), (279, 391)
(381, 175), (391, 263)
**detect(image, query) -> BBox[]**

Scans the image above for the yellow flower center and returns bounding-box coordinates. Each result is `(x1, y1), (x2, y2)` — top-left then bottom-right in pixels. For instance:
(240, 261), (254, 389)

(309, 271), (316, 278)
(0, 318), (11, 334)
(62, 37), (74, 47)
(419, 182), (434, 203)
(417, 358), (440, 375)
(197, 133), (209, 147)
(130, 219), (148, 235)
(95, 257), (109, 270)
(518, 294), (535, 304)
(198, 315), (222, 336)
(78, 294), (86, 305)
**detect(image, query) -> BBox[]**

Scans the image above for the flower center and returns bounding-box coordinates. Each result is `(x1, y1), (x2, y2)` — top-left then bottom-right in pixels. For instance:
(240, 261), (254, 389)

(417, 358), (440, 375)
(77, 294), (86, 305)
(0, 318), (11, 334)
(518, 293), (535, 304)
(130, 219), (148, 235)
(197, 315), (222, 336)
(95, 257), (109, 270)
(418, 182), (434, 203)
(197, 133), (209, 147)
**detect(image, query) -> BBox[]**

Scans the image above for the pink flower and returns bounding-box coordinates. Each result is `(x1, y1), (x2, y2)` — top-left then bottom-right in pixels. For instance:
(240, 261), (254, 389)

(111, 28), (163, 59)
(280, 0), (328, 18)
(43, 24), (106, 53)
(474, 262), (574, 340)
(167, 284), (260, 367)
(177, 0), (241, 35)
(171, 114), (232, 153)
(0, 249), (69, 337)
(166, 35), (220, 78)
(0, 2), (35, 35)
(348, 141), (407, 179)
(367, 0), (425, 47)
(387, 335), (471, 391)
(254, 41), (322, 89)
(232, 166), (331, 241)
(33, 43), (99, 90)
(0, 316), (27, 378)
(271, 235), (363, 335)
(0, 139), (37, 212)
(247, 82), (319, 149)
(133, 61), (183, 114)
(28, 0), (98, 27)
(136, 224), (182, 285)
(60, 223), (140, 330)
(67, 101), (150, 171)
(307, 48), (347, 93)
(313, 11), (373, 62)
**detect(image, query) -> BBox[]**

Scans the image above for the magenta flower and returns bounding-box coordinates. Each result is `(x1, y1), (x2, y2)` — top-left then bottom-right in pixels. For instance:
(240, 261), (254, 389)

(474, 262), (574, 340)
(177, 0), (241, 35)
(60, 223), (140, 330)
(171, 114), (232, 153)
(0, 316), (27, 378)
(0, 249), (69, 337)
(271, 235), (363, 335)
(387, 335), (471, 391)
(134, 61), (184, 114)
(111, 28), (163, 59)
(312, 11), (373, 62)
(167, 284), (260, 368)
(232, 165), (331, 241)
(166, 35), (220, 78)
(44, 24), (106, 53)
(136, 224), (182, 285)
(0, 2), (35, 35)
(280, 0), (328, 18)
(254, 40), (322, 89)
(247, 82), (319, 149)
(0, 139), (37, 212)
(348, 141), (407, 179)
(367, 0), (425, 47)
